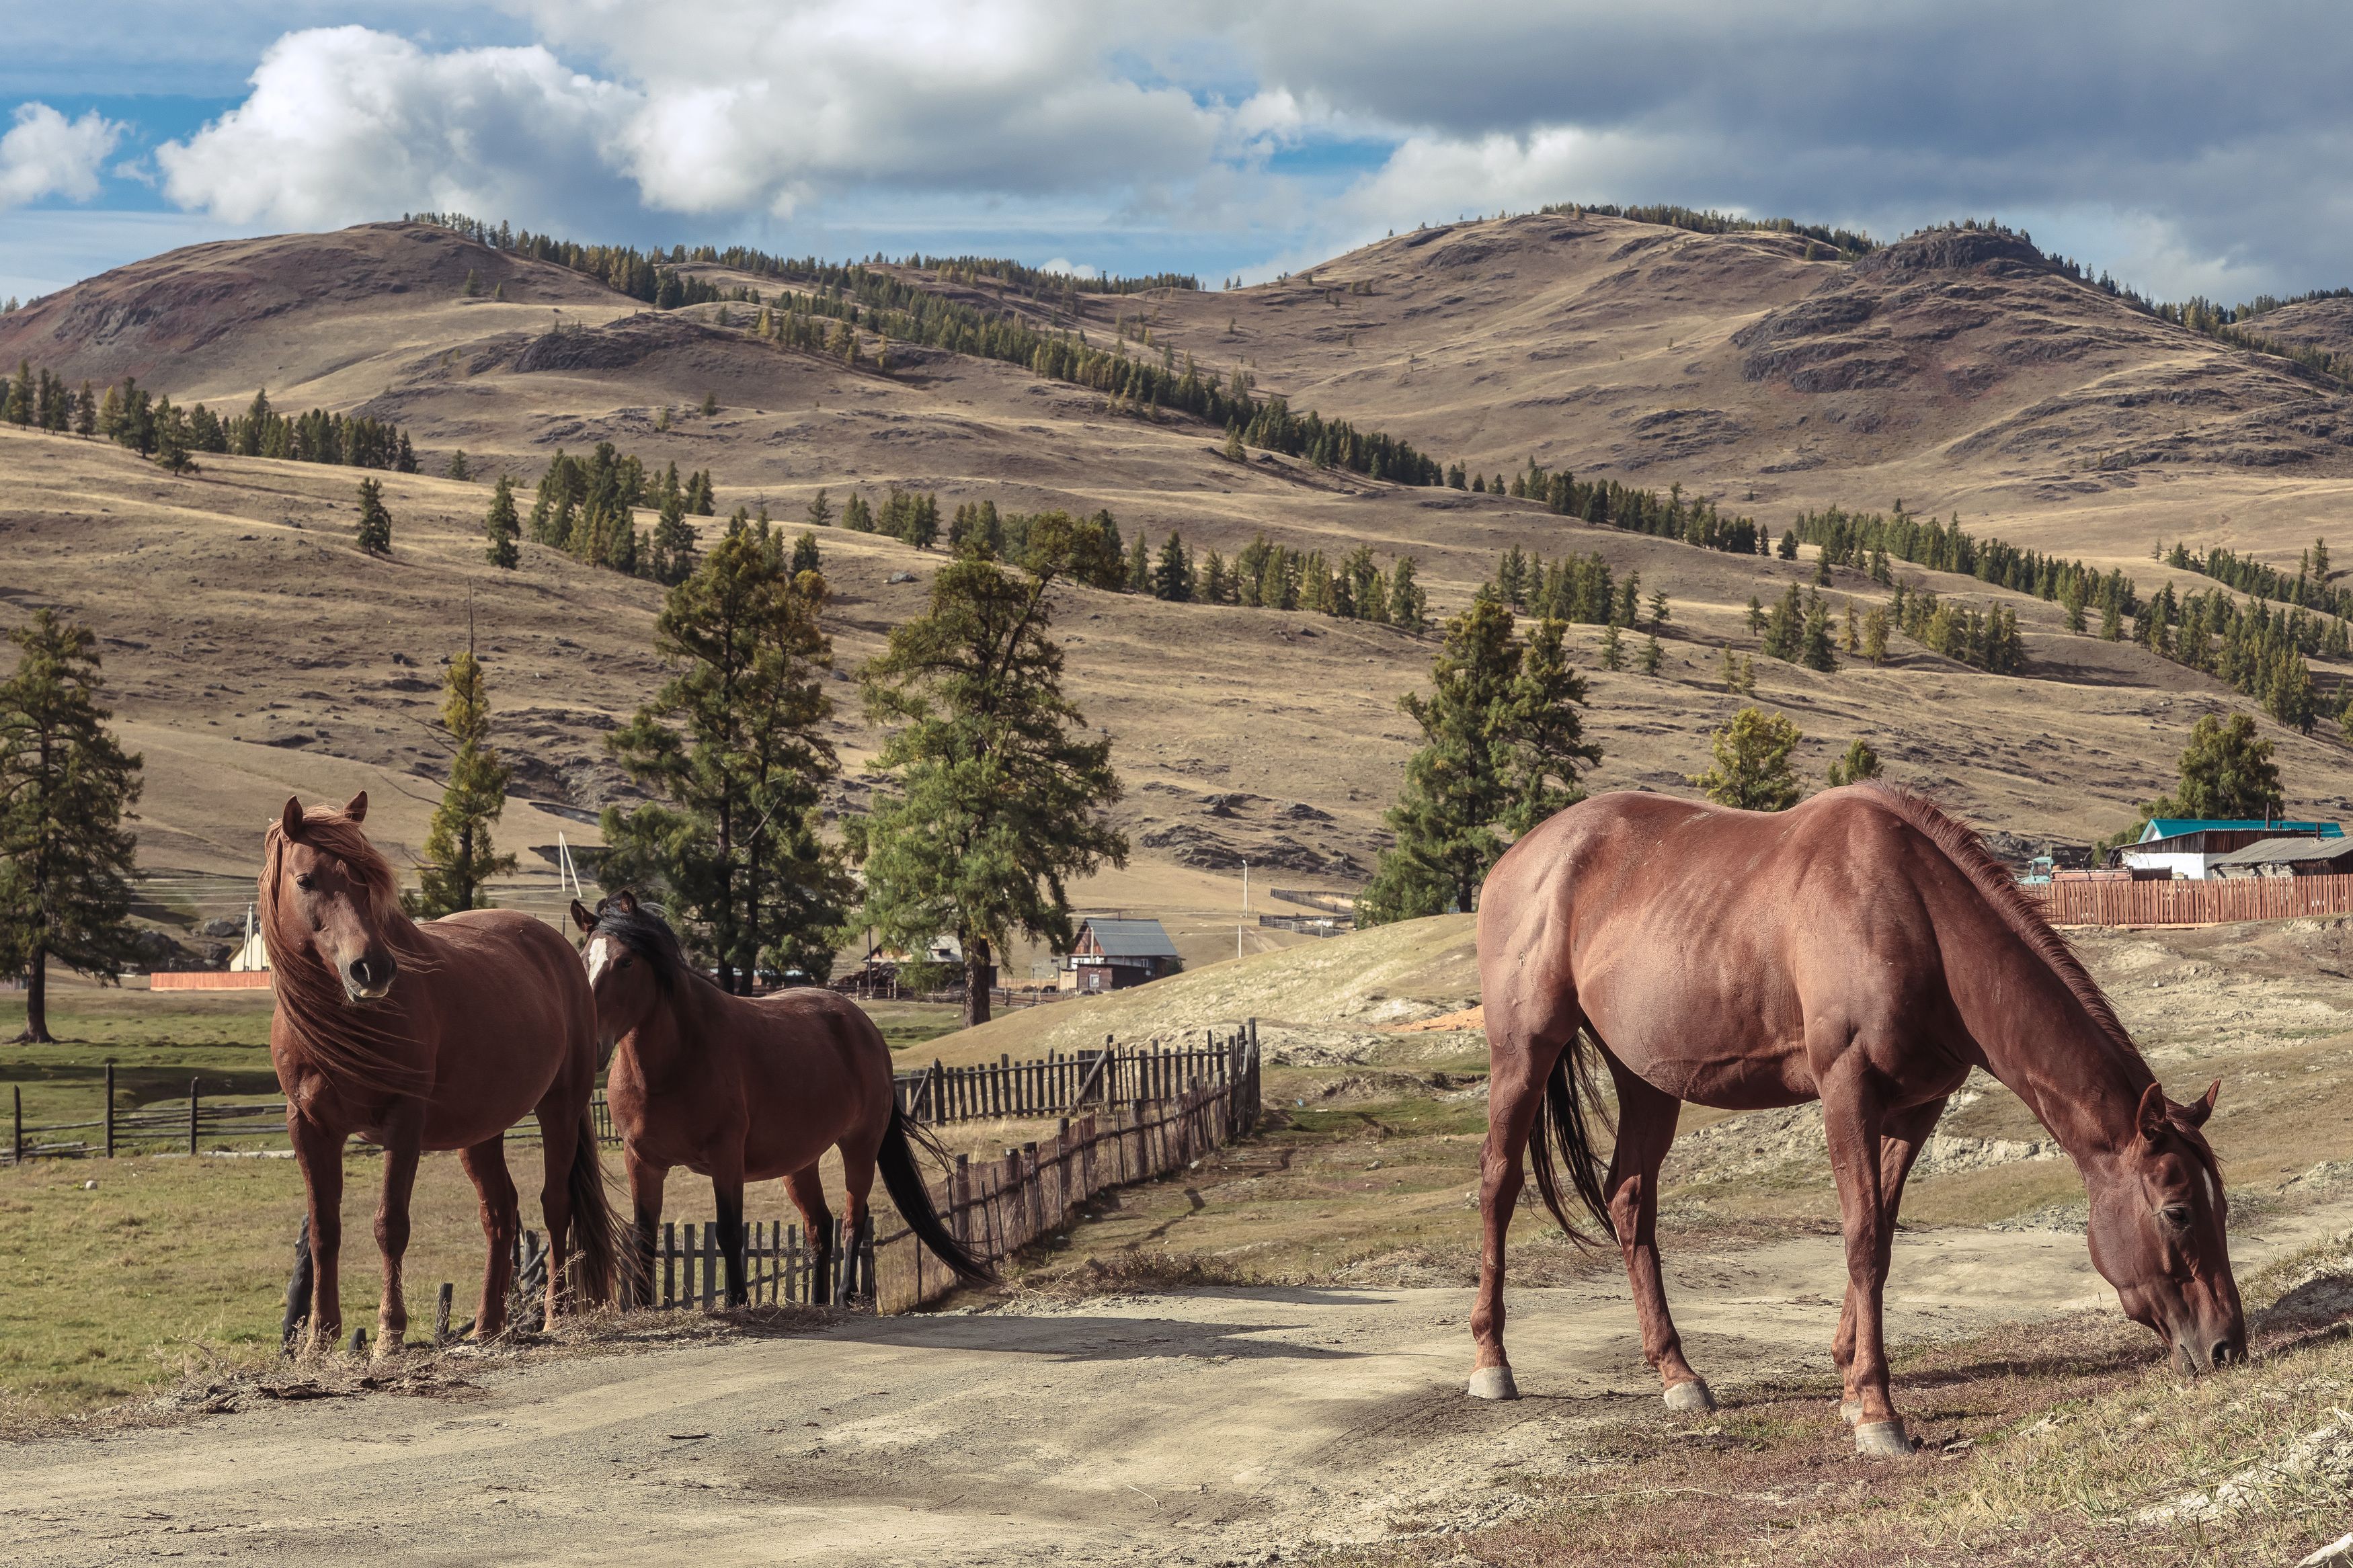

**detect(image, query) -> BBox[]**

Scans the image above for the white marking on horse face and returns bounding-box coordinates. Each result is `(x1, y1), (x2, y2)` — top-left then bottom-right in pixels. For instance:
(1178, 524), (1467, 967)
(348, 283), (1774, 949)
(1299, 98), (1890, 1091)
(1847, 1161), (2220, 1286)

(585, 934), (616, 986)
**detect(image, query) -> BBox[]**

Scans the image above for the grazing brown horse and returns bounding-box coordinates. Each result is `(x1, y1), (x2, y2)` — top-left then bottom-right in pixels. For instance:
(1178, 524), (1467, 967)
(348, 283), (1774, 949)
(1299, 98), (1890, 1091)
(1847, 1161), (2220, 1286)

(570, 894), (993, 1306)
(1472, 784), (2243, 1456)
(264, 793), (617, 1352)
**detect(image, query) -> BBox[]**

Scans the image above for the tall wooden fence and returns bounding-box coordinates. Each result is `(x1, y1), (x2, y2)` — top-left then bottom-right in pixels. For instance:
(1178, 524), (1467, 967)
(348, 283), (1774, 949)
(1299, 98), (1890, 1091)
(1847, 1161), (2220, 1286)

(2021, 872), (2353, 927)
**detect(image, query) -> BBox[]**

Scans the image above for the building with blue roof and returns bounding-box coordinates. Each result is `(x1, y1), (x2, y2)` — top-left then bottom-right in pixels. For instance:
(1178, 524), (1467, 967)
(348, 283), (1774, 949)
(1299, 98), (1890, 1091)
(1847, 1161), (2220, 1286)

(2122, 817), (2344, 879)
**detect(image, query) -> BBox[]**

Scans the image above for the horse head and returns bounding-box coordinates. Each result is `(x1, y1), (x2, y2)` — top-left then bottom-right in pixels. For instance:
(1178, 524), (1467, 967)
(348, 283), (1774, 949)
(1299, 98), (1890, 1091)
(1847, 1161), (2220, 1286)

(268, 792), (403, 1003)
(571, 891), (670, 1050)
(2085, 1080), (2245, 1376)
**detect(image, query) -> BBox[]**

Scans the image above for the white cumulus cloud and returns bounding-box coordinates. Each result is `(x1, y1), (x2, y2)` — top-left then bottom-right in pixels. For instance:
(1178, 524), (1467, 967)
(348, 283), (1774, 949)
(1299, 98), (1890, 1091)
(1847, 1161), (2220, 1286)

(0, 104), (126, 208)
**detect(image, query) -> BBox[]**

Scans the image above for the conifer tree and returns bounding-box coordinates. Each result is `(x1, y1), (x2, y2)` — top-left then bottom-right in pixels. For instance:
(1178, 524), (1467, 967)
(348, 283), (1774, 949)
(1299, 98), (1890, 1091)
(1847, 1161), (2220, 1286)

(806, 487), (834, 528)
(791, 532), (822, 575)
(1690, 707), (1802, 811)
(852, 544), (1127, 1026)
(1862, 606), (1890, 665)
(0, 612), (143, 1042)
(446, 450), (472, 481)
(843, 493), (874, 532)
(1639, 634), (1663, 675)
(1825, 738), (1882, 787)
(1800, 593), (1839, 672)
(1357, 606), (1599, 923)
(483, 475), (520, 568)
(651, 494), (698, 586)
(1127, 530), (1152, 593)
(1154, 534), (1194, 602)
(1389, 557), (1427, 635)
(1746, 595), (1765, 634)
(354, 477), (393, 554)
(1598, 622), (1624, 671)
(700, 390), (718, 416)
(603, 522), (850, 990)
(1224, 424), (1244, 460)
(413, 649), (518, 917)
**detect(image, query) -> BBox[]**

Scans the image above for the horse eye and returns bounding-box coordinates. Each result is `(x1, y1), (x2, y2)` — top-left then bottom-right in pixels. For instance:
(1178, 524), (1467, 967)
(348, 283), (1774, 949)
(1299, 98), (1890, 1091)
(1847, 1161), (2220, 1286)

(294, 873), (315, 891)
(2160, 1204), (2193, 1229)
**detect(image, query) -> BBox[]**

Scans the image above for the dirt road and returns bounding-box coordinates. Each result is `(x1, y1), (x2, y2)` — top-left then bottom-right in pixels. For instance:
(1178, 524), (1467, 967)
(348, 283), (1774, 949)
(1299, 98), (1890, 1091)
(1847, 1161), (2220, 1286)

(8, 1203), (2348, 1567)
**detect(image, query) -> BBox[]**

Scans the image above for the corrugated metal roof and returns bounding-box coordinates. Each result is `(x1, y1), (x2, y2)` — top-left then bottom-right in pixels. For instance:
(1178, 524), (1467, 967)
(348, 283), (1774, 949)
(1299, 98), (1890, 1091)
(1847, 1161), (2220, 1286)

(2141, 818), (2342, 842)
(1080, 918), (1179, 957)
(2204, 836), (2353, 868)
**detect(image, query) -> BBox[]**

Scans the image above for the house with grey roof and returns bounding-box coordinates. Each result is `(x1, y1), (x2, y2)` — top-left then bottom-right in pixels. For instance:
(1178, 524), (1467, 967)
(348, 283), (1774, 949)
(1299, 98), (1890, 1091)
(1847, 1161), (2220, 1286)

(1060, 917), (1182, 994)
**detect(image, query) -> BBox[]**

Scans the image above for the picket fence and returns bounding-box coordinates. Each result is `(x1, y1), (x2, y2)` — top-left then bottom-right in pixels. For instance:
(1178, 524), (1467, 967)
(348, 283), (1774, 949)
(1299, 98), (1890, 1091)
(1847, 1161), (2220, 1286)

(2020, 871), (2353, 927)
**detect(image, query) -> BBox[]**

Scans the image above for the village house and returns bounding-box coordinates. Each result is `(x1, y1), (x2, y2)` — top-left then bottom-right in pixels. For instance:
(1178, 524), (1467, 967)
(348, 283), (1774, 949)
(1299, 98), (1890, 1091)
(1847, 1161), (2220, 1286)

(1060, 917), (1182, 994)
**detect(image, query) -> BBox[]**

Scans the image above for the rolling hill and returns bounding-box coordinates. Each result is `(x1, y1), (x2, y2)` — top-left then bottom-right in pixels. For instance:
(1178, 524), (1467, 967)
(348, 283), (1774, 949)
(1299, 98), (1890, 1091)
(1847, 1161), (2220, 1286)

(1, 212), (2350, 968)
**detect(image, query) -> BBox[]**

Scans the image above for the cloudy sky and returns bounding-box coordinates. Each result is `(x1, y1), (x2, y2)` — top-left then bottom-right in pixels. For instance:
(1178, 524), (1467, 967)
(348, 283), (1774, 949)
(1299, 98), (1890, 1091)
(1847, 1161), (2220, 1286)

(7, 1), (2352, 305)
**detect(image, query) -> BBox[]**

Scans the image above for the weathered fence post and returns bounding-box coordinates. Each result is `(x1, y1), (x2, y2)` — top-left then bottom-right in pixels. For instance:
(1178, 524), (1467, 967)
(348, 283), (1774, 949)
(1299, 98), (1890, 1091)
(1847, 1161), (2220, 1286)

(13, 1083), (22, 1165)
(434, 1282), (453, 1344)
(953, 1152), (973, 1255)
(663, 1220), (677, 1308)
(104, 1064), (115, 1158)
(188, 1077), (200, 1157)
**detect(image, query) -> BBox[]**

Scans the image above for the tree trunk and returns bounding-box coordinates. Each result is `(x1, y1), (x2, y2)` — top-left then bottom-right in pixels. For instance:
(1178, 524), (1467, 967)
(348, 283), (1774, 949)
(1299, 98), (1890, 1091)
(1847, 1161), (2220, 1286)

(16, 945), (50, 1044)
(963, 936), (992, 1030)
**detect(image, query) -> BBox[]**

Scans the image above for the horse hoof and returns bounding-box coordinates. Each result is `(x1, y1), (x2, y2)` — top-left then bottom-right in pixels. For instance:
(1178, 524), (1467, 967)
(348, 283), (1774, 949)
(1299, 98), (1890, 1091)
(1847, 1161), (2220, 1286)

(1468, 1365), (1520, 1401)
(1853, 1419), (1913, 1458)
(1663, 1378), (1716, 1414)
(1840, 1399), (1864, 1427)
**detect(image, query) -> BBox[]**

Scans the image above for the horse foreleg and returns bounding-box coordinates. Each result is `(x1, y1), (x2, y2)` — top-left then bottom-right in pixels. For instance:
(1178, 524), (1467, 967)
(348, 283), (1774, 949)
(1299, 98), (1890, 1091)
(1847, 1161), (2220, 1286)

(711, 1165), (749, 1310)
(625, 1147), (666, 1309)
(1604, 1064), (1710, 1413)
(784, 1165), (836, 1307)
(1469, 1031), (1564, 1400)
(1819, 1069), (1913, 1458)
(1833, 1095), (1946, 1428)
(372, 1117), (424, 1356)
(461, 1137), (522, 1339)
(288, 1114), (346, 1357)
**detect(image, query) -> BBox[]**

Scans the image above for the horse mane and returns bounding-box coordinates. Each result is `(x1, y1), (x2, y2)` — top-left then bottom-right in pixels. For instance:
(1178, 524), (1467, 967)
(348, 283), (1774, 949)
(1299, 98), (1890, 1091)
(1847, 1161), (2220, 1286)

(1858, 783), (2145, 1066)
(590, 901), (714, 995)
(261, 807), (431, 1097)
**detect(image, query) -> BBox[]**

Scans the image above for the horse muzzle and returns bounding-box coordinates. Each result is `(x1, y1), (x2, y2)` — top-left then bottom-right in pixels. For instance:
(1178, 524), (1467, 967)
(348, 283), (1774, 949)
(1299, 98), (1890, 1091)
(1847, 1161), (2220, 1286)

(342, 953), (399, 1003)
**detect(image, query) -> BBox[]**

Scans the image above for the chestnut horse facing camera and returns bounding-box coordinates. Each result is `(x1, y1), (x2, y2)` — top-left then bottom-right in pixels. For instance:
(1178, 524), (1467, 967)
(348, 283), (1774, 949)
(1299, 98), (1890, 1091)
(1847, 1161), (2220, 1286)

(1472, 784), (2243, 1457)
(571, 893), (994, 1308)
(263, 793), (618, 1353)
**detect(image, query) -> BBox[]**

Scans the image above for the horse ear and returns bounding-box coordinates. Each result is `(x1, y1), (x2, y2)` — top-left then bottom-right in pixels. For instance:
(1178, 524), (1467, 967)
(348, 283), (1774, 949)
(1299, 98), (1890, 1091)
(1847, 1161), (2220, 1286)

(343, 790), (369, 823)
(569, 899), (596, 934)
(280, 796), (305, 841)
(611, 889), (639, 914)
(2184, 1079), (2220, 1128)
(2136, 1081), (2170, 1143)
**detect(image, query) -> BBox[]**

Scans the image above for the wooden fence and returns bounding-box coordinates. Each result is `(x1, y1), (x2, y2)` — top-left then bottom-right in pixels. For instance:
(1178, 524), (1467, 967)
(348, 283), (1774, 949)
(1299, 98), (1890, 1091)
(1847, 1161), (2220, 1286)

(2021, 872), (2353, 927)
(4, 1029), (1259, 1165)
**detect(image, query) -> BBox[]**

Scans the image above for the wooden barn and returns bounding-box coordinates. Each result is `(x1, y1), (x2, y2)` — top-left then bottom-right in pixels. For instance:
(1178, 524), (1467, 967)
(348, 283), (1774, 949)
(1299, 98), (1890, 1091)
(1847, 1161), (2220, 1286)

(1060, 917), (1182, 994)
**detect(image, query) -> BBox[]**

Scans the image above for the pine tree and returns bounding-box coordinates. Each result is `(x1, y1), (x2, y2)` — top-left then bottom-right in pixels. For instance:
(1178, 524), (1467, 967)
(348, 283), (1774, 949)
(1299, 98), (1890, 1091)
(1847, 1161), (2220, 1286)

(806, 487), (834, 528)
(1800, 593), (1839, 672)
(0, 612), (144, 1042)
(843, 493), (874, 532)
(602, 525), (850, 991)
(1357, 606), (1599, 923)
(73, 382), (95, 436)
(790, 532), (822, 575)
(853, 548), (1127, 1027)
(1718, 644), (1742, 690)
(1862, 606), (1890, 665)
(1646, 588), (1669, 627)
(1127, 530), (1152, 593)
(1224, 423), (1244, 460)
(1690, 707), (1802, 811)
(2103, 712), (2284, 852)
(1389, 557), (1428, 635)
(1746, 595), (1765, 634)
(447, 450), (472, 481)
(483, 475), (520, 568)
(1598, 622), (1624, 671)
(1154, 534), (1194, 602)
(700, 390), (718, 416)
(413, 649), (518, 917)
(354, 478), (393, 554)
(651, 494), (698, 586)
(1825, 738), (1882, 787)
(1639, 634), (1663, 675)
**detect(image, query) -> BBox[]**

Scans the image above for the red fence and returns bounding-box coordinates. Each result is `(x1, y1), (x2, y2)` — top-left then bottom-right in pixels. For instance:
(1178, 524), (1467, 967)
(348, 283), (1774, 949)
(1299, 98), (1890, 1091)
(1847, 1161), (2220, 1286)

(2020, 872), (2353, 927)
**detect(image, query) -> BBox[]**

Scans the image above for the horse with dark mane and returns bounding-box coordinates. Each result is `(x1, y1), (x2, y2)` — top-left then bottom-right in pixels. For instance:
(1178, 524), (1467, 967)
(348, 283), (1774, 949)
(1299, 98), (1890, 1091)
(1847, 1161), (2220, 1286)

(570, 893), (994, 1306)
(1472, 784), (2243, 1456)
(263, 794), (617, 1352)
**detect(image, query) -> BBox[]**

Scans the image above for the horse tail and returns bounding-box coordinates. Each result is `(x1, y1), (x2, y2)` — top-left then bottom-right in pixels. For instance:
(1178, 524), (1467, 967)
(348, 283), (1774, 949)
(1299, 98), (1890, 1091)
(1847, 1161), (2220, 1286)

(567, 1112), (622, 1303)
(1525, 1028), (1618, 1249)
(876, 1105), (998, 1286)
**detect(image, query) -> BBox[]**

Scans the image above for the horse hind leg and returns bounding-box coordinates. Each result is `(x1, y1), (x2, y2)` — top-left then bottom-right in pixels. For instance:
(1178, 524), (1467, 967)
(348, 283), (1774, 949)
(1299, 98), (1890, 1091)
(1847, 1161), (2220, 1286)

(1468, 994), (1580, 1401)
(1602, 1061), (1710, 1415)
(837, 1141), (879, 1307)
(534, 1105), (580, 1321)
(461, 1137), (522, 1338)
(784, 1165), (836, 1306)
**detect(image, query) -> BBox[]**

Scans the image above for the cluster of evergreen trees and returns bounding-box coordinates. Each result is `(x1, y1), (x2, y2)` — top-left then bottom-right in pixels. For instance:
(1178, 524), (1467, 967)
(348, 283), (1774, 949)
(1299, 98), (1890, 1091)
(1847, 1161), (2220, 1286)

(2131, 582), (2338, 731)
(834, 487), (940, 547)
(1, 364), (418, 475)
(2163, 538), (2352, 622)
(1536, 202), (1878, 257)
(406, 212), (752, 309)
(1468, 458), (1766, 557)
(1483, 545), (1652, 627)
(1886, 582), (2026, 673)
(1793, 502), (2129, 619)
(522, 443), (711, 584)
